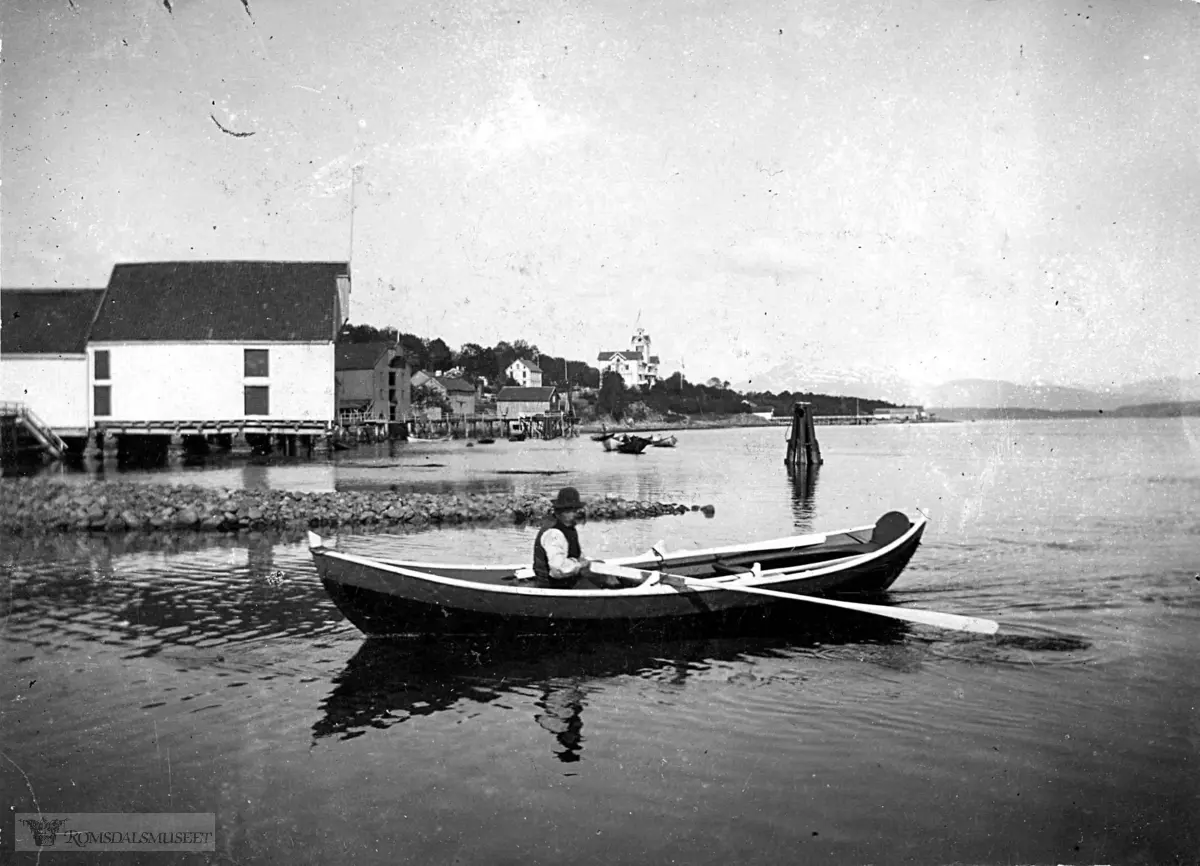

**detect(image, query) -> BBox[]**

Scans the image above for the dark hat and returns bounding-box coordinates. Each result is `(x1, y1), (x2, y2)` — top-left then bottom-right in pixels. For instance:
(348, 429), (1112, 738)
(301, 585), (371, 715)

(552, 486), (584, 511)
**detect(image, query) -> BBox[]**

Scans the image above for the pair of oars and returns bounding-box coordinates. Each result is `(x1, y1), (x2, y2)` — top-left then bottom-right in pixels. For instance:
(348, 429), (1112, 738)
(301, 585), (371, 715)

(589, 562), (999, 635)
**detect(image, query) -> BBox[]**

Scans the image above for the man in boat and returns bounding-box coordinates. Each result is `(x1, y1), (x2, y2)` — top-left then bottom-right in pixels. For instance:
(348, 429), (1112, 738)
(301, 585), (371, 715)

(533, 487), (623, 589)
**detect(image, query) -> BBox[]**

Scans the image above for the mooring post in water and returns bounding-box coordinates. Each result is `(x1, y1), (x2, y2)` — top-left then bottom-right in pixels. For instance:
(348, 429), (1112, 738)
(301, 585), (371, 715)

(785, 402), (823, 467)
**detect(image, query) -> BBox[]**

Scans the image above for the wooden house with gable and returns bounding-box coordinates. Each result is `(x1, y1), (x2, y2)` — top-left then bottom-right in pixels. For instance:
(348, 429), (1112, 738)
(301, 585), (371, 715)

(505, 357), (543, 388)
(412, 371), (477, 417)
(335, 341), (411, 430)
(0, 288), (106, 458)
(597, 327), (660, 388)
(86, 261), (350, 449)
(495, 386), (559, 418)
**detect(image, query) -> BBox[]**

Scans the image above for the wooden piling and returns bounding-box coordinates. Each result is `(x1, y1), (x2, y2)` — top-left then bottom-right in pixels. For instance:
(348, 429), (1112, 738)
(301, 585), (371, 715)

(784, 402), (823, 467)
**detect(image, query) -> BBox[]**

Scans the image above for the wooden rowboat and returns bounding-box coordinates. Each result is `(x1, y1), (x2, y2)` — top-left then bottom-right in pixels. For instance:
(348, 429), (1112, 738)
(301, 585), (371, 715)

(649, 434), (677, 448)
(615, 435), (653, 454)
(598, 433), (650, 452)
(305, 511), (993, 638)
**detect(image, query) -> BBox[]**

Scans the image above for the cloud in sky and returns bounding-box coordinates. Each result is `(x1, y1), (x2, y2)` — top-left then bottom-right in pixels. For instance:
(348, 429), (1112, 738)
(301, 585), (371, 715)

(451, 79), (590, 162)
(2, 0), (1198, 389)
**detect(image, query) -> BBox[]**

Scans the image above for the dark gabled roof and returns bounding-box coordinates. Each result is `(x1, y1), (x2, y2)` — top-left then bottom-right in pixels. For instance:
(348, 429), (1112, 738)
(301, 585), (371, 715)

(436, 376), (476, 393)
(90, 261), (348, 342)
(510, 357), (542, 372)
(1, 289), (105, 354)
(336, 342), (390, 371)
(497, 386), (557, 402)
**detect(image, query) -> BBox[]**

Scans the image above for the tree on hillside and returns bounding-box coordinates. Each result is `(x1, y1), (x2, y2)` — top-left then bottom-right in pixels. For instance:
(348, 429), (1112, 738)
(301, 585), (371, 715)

(456, 342), (496, 384)
(511, 339), (539, 359)
(493, 341), (517, 378)
(597, 371), (627, 419)
(426, 337), (454, 373)
(570, 361), (601, 389)
(412, 382), (450, 413)
(339, 323), (395, 343)
(397, 332), (429, 371)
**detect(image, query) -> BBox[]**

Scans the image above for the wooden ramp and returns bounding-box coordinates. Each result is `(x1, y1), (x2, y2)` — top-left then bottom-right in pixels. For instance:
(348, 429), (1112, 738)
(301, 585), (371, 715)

(0, 402), (66, 463)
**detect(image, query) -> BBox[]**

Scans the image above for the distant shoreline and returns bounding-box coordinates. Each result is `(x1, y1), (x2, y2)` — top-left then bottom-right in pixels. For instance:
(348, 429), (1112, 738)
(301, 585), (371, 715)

(575, 415), (953, 434)
(578, 415), (782, 435)
(931, 402), (1200, 421)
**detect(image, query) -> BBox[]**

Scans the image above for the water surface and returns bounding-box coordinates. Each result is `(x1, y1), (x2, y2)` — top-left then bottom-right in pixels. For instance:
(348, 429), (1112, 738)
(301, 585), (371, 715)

(3, 419), (1197, 864)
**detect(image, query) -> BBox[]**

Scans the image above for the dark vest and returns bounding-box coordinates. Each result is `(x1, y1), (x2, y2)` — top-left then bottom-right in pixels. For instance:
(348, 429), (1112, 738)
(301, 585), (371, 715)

(533, 520), (581, 585)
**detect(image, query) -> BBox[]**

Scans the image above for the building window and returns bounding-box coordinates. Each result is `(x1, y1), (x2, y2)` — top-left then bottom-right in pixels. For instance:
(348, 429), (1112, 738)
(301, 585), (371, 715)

(94, 385), (111, 417)
(94, 350), (110, 380)
(245, 386), (269, 416)
(244, 349), (269, 378)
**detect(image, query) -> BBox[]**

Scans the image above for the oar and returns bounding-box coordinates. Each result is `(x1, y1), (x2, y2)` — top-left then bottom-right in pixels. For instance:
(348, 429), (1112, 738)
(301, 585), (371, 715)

(590, 563), (998, 635)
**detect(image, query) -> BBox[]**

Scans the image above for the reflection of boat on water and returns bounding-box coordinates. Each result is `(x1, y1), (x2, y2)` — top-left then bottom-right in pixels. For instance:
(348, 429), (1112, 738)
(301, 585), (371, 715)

(307, 511), (927, 637)
(311, 622), (908, 749)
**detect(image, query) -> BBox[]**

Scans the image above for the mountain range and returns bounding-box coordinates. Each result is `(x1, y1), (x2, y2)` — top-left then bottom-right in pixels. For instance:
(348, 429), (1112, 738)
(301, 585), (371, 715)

(737, 362), (1200, 412)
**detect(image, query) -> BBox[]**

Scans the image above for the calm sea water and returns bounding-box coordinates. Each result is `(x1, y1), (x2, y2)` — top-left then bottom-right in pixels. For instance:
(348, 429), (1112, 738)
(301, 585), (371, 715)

(3, 419), (1197, 865)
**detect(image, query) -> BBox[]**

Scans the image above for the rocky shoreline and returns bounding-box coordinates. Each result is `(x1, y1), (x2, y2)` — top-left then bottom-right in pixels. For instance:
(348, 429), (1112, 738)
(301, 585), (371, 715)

(0, 479), (713, 535)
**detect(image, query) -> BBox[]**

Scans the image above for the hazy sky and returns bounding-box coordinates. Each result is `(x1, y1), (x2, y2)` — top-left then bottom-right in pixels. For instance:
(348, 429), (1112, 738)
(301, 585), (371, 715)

(3, 0), (1198, 389)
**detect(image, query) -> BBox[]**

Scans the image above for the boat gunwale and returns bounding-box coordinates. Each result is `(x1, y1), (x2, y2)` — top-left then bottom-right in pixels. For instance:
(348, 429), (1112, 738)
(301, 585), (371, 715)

(311, 516), (927, 600)
(319, 525), (875, 572)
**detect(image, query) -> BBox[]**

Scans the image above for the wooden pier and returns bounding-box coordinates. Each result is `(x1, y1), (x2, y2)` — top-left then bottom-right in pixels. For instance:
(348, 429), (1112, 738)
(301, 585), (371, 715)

(813, 414), (877, 426)
(408, 413), (578, 441)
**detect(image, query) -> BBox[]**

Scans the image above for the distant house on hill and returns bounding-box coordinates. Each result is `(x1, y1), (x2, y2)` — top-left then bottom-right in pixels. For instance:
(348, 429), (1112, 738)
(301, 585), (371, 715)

(335, 342), (410, 426)
(598, 328), (660, 388)
(739, 399), (775, 420)
(506, 357), (543, 388)
(0, 288), (106, 441)
(496, 386), (558, 418)
(86, 260), (349, 433)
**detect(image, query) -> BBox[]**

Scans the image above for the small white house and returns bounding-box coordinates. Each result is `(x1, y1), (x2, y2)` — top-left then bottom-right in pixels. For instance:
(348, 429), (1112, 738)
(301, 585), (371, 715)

(0, 289), (105, 439)
(86, 261), (350, 433)
(506, 357), (543, 388)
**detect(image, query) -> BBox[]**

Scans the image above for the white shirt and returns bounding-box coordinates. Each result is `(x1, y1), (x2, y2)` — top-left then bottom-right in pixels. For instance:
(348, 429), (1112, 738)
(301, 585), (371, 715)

(540, 527), (586, 579)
